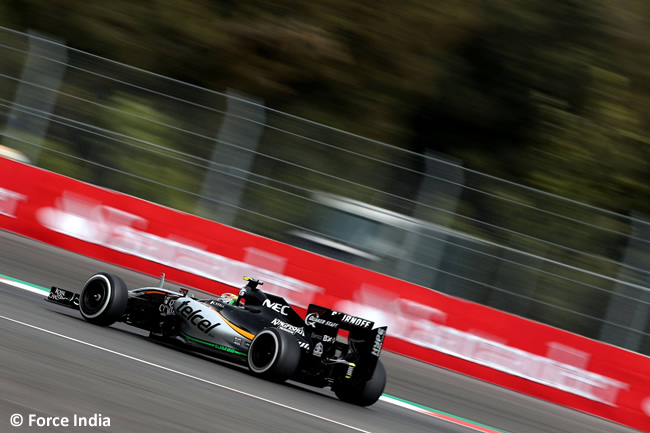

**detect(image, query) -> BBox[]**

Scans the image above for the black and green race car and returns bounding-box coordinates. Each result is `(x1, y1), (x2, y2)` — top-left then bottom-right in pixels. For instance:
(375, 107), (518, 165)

(47, 273), (387, 406)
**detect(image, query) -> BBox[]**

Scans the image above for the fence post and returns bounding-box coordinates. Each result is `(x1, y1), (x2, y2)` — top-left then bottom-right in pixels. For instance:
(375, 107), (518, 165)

(2, 29), (67, 164)
(197, 89), (266, 226)
(393, 152), (464, 288)
(599, 215), (650, 351)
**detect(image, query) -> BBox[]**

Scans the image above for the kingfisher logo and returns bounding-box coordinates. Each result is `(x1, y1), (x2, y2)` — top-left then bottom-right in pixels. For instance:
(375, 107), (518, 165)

(176, 300), (220, 334)
(271, 318), (305, 336)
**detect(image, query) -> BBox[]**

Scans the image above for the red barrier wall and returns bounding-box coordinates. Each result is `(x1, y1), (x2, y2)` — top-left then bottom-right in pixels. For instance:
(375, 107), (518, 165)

(1, 157), (649, 431)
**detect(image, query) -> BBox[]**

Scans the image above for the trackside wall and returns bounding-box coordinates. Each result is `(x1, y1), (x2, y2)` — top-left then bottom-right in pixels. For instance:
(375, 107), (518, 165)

(0, 158), (648, 431)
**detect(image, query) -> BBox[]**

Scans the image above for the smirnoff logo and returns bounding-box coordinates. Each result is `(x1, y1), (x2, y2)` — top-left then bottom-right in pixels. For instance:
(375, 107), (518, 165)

(341, 314), (372, 328)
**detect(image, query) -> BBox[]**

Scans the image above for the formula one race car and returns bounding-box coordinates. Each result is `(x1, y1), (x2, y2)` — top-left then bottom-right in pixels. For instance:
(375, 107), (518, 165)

(46, 273), (387, 406)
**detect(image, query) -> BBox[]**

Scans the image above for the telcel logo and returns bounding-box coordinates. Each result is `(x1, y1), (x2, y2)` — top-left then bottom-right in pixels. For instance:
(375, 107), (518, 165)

(176, 300), (220, 334)
(262, 299), (290, 315)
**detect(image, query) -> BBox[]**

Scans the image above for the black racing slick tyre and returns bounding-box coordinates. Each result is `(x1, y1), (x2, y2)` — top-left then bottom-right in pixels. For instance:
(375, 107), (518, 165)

(79, 273), (128, 326)
(334, 360), (386, 406)
(247, 328), (300, 383)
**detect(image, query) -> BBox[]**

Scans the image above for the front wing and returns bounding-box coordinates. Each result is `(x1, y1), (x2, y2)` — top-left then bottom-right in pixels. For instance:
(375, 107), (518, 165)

(46, 287), (80, 309)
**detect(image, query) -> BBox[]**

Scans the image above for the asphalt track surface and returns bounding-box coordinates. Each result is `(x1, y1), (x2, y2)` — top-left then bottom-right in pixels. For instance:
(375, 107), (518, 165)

(0, 230), (641, 433)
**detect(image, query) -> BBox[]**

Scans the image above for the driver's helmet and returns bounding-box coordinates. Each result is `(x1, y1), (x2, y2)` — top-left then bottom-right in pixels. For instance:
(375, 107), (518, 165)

(219, 292), (238, 305)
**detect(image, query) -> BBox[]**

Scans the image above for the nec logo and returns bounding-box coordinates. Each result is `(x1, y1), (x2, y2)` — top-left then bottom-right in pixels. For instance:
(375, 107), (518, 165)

(263, 299), (290, 315)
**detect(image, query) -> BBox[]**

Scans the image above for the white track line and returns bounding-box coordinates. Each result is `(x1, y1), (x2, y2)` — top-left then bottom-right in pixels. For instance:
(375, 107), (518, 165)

(0, 276), (49, 295)
(0, 314), (372, 433)
(0, 274), (507, 433)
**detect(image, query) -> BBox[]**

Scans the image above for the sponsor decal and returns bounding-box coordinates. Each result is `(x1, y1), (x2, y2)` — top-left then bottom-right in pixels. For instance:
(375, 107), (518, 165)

(50, 287), (70, 301)
(271, 318), (305, 336)
(0, 187), (26, 218)
(309, 333), (335, 343)
(181, 332), (246, 355)
(298, 341), (310, 350)
(48, 288), (79, 306)
(262, 299), (290, 315)
(213, 344), (243, 355)
(176, 300), (220, 334)
(346, 363), (356, 379)
(372, 328), (386, 357)
(206, 300), (225, 308)
(313, 342), (323, 357)
(159, 296), (176, 315)
(336, 288), (630, 406)
(159, 303), (174, 316)
(305, 312), (338, 329)
(341, 314), (372, 328)
(234, 337), (250, 348)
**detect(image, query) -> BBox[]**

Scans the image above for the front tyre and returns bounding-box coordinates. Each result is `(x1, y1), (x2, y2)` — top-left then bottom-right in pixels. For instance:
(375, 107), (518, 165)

(247, 328), (300, 383)
(334, 360), (386, 406)
(79, 273), (128, 326)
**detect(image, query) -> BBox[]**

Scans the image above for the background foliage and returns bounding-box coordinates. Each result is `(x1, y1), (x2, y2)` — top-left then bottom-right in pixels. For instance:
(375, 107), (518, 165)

(3, 0), (648, 217)
(1, 1), (649, 349)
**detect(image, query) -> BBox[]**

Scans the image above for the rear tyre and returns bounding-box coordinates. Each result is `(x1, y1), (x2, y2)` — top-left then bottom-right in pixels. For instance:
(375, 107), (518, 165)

(247, 328), (300, 383)
(79, 273), (128, 326)
(334, 360), (386, 406)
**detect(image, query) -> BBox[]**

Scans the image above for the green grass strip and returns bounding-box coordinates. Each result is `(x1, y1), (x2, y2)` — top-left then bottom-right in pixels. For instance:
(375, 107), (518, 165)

(381, 394), (510, 433)
(0, 273), (50, 292)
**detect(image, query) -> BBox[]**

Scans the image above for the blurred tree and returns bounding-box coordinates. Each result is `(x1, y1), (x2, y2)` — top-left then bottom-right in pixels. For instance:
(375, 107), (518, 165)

(528, 67), (650, 215)
(3, 0), (649, 218)
(3, 0), (650, 341)
(409, 0), (607, 174)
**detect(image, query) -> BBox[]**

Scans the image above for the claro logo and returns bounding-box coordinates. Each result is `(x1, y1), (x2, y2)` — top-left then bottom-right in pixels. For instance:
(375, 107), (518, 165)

(176, 300), (220, 334)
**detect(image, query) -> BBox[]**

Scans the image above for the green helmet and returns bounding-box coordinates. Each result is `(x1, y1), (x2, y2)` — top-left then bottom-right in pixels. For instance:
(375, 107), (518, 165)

(220, 292), (238, 305)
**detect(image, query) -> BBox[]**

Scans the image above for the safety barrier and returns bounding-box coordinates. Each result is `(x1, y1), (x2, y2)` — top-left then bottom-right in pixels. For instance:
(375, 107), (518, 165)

(1, 157), (648, 431)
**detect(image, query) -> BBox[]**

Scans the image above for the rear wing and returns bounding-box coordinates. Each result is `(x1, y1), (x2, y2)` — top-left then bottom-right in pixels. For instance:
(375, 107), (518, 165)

(305, 304), (387, 377)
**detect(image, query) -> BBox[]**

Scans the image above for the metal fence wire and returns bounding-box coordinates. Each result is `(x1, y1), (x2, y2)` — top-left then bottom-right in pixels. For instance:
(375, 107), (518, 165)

(1, 26), (649, 355)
